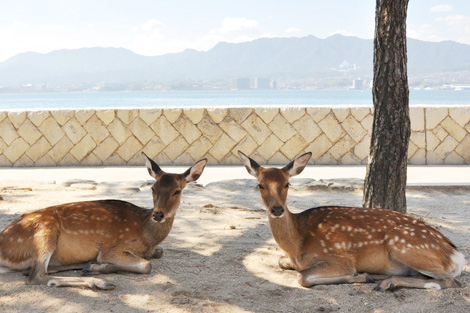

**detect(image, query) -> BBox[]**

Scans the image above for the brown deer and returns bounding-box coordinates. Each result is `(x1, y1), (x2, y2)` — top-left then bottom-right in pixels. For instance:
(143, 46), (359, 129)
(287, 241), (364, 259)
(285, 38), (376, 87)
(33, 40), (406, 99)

(0, 152), (207, 289)
(238, 151), (465, 291)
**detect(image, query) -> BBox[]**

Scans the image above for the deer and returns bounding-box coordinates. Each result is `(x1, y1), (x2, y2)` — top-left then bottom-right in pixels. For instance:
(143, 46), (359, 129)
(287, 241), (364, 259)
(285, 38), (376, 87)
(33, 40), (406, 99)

(238, 151), (466, 291)
(0, 152), (207, 290)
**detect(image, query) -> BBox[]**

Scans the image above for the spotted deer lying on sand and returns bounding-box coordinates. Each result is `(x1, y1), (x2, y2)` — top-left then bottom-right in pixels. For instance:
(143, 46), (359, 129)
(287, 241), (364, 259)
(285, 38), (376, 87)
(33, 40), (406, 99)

(0, 152), (207, 289)
(238, 151), (465, 290)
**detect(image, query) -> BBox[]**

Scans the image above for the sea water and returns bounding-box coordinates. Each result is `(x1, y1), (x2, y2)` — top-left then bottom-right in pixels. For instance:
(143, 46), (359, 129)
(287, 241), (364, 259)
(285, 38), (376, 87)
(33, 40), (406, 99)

(0, 89), (469, 110)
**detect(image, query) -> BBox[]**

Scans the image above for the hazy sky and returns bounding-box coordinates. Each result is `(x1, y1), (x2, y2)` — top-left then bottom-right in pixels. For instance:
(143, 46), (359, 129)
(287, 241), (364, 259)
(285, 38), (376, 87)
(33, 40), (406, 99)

(0, 0), (469, 62)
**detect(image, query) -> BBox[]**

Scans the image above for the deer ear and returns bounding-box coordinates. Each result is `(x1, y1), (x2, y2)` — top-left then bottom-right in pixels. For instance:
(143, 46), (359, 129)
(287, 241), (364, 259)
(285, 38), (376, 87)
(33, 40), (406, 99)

(142, 152), (163, 179)
(283, 152), (312, 177)
(184, 158), (207, 183)
(238, 151), (260, 177)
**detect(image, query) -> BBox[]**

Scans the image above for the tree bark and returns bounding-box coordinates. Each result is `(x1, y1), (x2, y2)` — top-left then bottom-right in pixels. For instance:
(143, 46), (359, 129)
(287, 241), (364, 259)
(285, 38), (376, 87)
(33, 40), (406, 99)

(363, 0), (410, 213)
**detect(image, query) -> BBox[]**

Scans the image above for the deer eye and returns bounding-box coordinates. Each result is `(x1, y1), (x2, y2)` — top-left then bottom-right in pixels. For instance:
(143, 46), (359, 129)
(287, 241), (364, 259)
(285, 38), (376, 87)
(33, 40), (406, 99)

(173, 190), (181, 196)
(285, 183), (290, 189)
(257, 184), (264, 190)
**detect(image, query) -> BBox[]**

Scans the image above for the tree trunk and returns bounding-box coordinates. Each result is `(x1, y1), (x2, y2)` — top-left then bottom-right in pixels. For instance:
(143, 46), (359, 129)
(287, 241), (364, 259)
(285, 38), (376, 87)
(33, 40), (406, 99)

(363, 0), (410, 213)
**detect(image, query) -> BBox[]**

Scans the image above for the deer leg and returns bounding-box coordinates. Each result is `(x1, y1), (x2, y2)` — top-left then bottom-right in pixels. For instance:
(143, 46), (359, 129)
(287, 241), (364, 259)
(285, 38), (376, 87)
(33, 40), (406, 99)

(150, 246), (163, 259)
(298, 260), (375, 288)
(278, 255), (295, 270)
(83, 251), (151, 275)
(374, 276), (462, 291)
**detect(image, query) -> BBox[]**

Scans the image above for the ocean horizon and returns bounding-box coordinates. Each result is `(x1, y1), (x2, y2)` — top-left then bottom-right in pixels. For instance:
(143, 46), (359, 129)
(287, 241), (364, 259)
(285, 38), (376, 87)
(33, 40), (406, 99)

(1, 89), (470, 110)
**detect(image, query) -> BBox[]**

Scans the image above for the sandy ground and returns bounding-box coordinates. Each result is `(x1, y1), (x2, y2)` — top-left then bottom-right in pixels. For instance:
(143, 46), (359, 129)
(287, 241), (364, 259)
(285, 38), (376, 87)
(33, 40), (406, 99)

(0, 170), (469, 313)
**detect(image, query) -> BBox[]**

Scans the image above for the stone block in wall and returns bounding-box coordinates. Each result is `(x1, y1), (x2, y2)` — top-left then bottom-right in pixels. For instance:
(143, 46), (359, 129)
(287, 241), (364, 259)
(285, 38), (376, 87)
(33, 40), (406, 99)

(75, 110), (94, 125)
(268, 114), (296, 142)
(444, 151), (464, 164)
(255, 108), (278, 124)
(318, 113), (344, 143)
(354, 135), (370, 161)
(117, 136), (142, 162)
(333, 108), (349, 123)
(241, 115), (271, 145)
(187, 136), (212, 161)
(197, 115), (223, 144)
(17, 119), (42, 145)
(440, 116), (467, 141)
(292, 114), (322, 142)
(219, 118), (247, 142)
(173, 116), (202, 145)
(117, 109), (138, 124)
(4, 138), (29, 163)
(63, 117), (87, 144)
(0, 118), (19, 145)
(164, 137), (189, 161)
(151, 116), (179, 145)
(129, 117), (156, 145)
(342, 115), (366, 143)
(26, 137), (52, 162)
(350, 107), (370, 121)
(329, 135), (354, 160)
(280, 107), (305, 123)
(449, 107), (470, 128)
(183, 108), (205, 124)
(229, 108), (252, 123)
(51, 110), (74, 126)
(207, 108), (228, 123)
(306, 134), (332, 160)
(83, 115), (110, 145)
(209, 133), (236, 162)
(410, 107), (425, 132)
(69, 135), (97, 162)
(108, 118), (131, 145)
(426, 107), (448, 129)
(257, 134), (283, 161)
(8, 111), (27, 129)
(232, 135), (257, 157)
(38, 117), (65, 146)
(94, 136), (119, 162)
(27, 111), (50, 127)
(96, 109), (116, 126)
(307, 107), (330, 122)
(455, 134), (470, 163)
(281, 134), (307, 160)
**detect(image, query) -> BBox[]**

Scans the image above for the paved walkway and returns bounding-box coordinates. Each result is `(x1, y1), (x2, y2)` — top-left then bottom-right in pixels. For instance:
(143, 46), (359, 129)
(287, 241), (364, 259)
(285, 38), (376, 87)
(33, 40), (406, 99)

(0, 165), (469, 186)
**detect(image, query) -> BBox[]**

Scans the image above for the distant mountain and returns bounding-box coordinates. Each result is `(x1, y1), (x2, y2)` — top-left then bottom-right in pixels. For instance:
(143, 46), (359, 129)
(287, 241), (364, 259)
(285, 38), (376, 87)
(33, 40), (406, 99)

(1, 35), (469, 88)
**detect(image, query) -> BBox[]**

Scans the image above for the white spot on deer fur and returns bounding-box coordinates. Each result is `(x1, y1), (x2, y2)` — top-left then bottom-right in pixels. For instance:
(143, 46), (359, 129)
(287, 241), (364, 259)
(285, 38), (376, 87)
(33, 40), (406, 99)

(347, 226), (352, 231)
(358, 242), (363, 247)
(394, 236), (399, 241)
(412, 220), (417, 224)
(388, 240), (395, 245)
(437, 234), (442, 239)
(424, 282), (441, 290)
(403, 217), (408, 221)
(422, 229), (427, 233)
(401, 249), (406, 254)
(422, 235), (426, 239)
(384, 234), (389, 240)
(125, 228), (130, 232)
(450, 251), (465, 277)
(403, 230), (408, 235)
(17, 238), (23, 243)
(334, 243), (341, 249)
(321, 240), (326, 247)
(328, 247), (333, 251)
(410, 232), (415, 236)
(400, 239), (405, 243)
(407, 243), (413, 248)
(323, 248), (328, 253)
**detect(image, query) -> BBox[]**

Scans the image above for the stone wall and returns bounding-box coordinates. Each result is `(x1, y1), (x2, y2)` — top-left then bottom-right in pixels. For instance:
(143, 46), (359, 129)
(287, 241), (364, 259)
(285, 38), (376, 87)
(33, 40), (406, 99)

(1, 106), (469, 167)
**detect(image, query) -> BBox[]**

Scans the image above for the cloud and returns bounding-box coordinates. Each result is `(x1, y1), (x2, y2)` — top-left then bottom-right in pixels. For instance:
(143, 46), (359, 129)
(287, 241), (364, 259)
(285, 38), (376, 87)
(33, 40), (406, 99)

(285, 28), (301, 34)
(328, 29), (356, 37)
(430, 4), (453, 13)
(436, 14), (470, 44)
(133, 19), (165, 32)
(218, 17), (259, 34)
(407, 24), (447, 42)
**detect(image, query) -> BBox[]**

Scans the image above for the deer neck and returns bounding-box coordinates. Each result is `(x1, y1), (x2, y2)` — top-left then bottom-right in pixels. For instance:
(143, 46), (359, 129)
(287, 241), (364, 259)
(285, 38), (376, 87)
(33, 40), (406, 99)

(268, 209), (301, 257)
(144, 215), (175, 246)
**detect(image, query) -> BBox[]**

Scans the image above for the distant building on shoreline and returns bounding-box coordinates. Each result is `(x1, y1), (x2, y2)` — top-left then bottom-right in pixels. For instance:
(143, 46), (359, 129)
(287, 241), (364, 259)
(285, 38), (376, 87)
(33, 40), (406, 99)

(255, 77), (270, 89)
(233, 78), (250, 90)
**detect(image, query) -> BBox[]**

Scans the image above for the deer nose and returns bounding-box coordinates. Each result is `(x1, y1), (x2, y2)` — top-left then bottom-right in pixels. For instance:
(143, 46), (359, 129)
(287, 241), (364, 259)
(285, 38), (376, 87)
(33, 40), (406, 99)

(272, 206), (284, 217)
(153, 211), (164, 222)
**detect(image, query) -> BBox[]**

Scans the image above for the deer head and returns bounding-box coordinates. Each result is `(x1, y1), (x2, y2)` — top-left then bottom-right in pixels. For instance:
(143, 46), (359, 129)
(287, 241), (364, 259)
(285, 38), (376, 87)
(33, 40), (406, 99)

(142, 152), (207, 222)
(238, 151), (312, 218)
